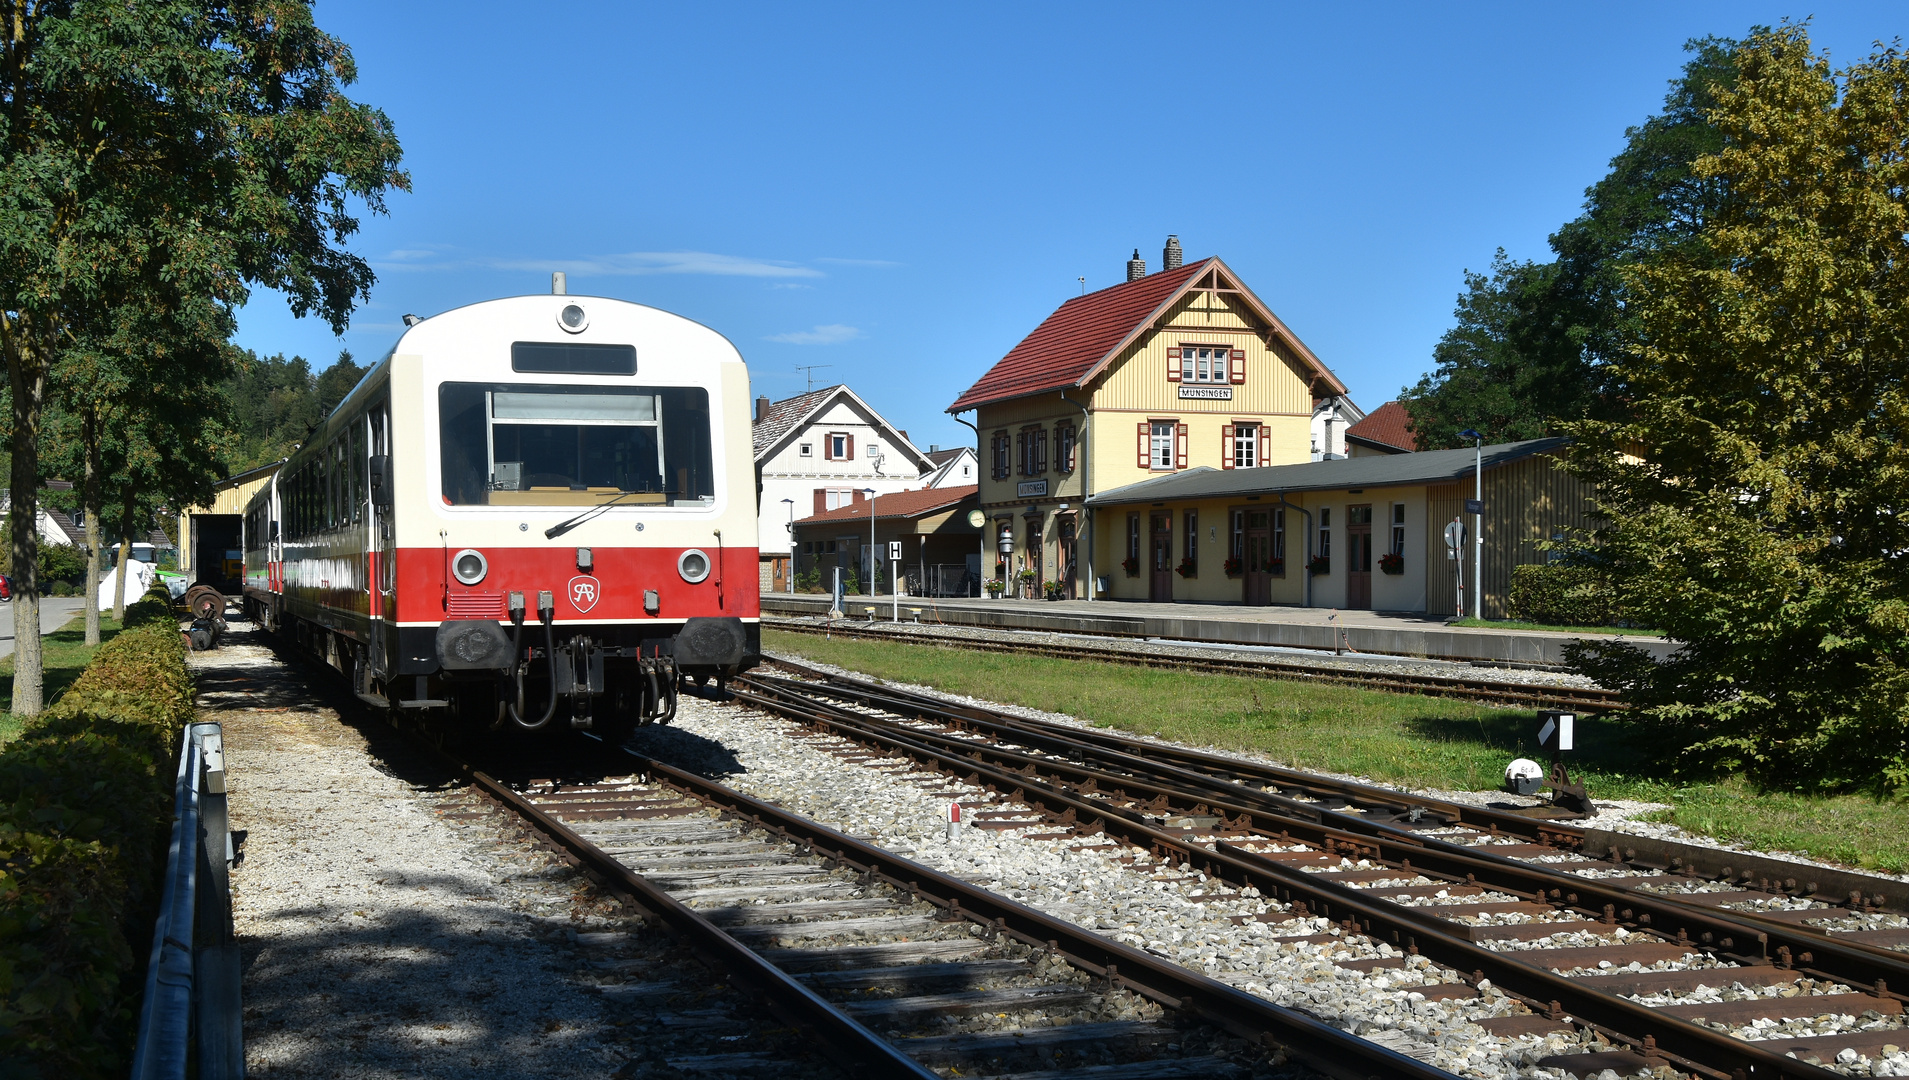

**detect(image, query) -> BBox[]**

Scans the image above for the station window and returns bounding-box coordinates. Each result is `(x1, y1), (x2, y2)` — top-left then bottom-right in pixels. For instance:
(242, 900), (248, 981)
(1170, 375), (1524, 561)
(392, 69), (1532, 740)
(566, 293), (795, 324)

(1183, 510), (1198, 573)
(1057, 425), (1076, 474)
(1318, 507), (1331, 560)
(1232, 423), (1258, 468)
(1150, 422), (1175, 470)
(1230, 509), (1245, 562)
(1392, 504), (1407, 555)
(1273, 507), (1285, 562)
(1179, 345), (1230, 384)
(1127, 513), (1141, 568)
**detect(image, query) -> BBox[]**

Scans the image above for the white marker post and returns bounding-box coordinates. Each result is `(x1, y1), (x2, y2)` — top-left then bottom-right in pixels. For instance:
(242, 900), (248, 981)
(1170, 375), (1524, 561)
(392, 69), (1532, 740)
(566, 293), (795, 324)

(945, 800), (963, 842)
(889, 540), (902, 622)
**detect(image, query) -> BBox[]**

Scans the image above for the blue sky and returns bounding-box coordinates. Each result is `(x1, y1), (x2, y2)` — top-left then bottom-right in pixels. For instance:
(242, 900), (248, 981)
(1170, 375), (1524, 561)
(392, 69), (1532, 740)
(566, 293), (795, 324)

(238, 2), (1907, 453)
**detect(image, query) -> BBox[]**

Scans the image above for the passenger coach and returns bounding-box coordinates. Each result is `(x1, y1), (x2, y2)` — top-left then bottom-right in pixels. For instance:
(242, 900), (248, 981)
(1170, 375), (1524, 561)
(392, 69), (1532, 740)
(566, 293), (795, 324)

(243, 287), (760, 738)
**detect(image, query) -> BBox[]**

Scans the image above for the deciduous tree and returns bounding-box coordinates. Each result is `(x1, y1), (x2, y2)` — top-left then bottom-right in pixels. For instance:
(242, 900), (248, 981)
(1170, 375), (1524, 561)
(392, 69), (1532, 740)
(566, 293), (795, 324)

(0, 1), (405, 713)
(1567, 25), (1909, 795)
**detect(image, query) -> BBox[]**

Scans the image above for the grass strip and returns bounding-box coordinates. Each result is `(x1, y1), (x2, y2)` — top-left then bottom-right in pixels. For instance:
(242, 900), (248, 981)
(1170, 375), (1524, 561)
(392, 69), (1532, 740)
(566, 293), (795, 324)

(0, 590), (195, 1077)
(0, 611), (126, 747)
(764, 629), (1909, 874)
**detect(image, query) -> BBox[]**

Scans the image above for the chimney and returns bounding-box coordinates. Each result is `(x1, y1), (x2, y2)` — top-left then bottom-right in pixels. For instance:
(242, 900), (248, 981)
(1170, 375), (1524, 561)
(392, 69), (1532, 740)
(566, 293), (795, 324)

(1126, 249), (1147, 282)
(1163, 235), (1183, 271)
(552, 271), (567, 295)
(899, 430), (908, 443)
(754, 394), (771, 421)
(929, 444), (940, 452)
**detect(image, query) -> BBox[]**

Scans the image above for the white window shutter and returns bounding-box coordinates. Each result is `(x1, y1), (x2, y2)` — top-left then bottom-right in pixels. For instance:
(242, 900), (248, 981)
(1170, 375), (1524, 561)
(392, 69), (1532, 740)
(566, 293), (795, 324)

(1166, 347), (1181, 382)
(1258, 426), (1271, 466)
(1175, 423), (1188, 469)
(1230, 349), (1246, 384)
(1137, 422), (1150, 468)
(1221, 425), (1235, 470)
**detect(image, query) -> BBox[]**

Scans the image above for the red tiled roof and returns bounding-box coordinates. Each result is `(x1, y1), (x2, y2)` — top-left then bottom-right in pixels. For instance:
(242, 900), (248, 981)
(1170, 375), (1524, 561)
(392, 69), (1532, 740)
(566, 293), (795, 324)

(1345, 401), (1418, 453)
(795, 485), (977, 526)
(948, 256), (1343, 413)
(948, 262), (1208, 412)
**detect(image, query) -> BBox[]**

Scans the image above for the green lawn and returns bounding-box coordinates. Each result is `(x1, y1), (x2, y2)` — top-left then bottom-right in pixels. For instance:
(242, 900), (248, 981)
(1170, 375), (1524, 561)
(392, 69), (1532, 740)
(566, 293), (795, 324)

(764, 630), (1909, 874)
(0, 611), (124, 745)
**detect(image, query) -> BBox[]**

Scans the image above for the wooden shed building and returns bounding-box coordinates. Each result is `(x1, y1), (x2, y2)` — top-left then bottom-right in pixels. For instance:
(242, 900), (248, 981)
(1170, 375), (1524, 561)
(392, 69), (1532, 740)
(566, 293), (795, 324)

(1083, 438), (1594, 618)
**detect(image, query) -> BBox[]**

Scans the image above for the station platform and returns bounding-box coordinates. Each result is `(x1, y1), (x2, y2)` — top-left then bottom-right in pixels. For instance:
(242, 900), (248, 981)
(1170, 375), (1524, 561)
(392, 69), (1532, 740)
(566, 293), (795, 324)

(760, 592), (1675, 667)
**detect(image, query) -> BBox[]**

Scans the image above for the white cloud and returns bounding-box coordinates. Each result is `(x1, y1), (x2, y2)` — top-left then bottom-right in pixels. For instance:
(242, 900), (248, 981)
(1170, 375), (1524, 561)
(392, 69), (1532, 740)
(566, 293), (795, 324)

(374, 248), (824, 279)
(816, 257), (902, 268)
(766, 324), (862, 345)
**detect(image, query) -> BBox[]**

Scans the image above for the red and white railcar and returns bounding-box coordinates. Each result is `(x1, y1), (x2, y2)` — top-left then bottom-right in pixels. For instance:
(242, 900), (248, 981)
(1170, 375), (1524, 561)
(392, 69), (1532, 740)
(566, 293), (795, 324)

(242, 290), (760, 736)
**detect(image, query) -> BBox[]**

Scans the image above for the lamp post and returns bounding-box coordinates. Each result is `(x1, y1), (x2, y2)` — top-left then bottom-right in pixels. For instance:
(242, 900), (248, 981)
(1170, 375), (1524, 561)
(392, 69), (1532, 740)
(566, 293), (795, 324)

(779, 498), (794, 594)
(1459, 428), (1483, 620)
(862, 487), (877, 597)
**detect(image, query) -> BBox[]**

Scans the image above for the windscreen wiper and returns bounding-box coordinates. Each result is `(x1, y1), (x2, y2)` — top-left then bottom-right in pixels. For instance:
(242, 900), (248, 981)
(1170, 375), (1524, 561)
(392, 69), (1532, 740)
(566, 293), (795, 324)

(545, 491), (648, 539)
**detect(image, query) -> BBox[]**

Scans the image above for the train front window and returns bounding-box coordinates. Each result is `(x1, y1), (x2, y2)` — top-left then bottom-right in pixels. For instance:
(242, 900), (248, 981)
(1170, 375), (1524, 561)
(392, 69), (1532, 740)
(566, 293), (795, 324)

(439, 382), (714, 507)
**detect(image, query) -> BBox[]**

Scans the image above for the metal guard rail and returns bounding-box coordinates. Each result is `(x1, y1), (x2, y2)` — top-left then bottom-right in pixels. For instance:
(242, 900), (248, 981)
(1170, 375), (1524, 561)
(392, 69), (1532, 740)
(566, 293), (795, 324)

(130, 721), (243, 1080)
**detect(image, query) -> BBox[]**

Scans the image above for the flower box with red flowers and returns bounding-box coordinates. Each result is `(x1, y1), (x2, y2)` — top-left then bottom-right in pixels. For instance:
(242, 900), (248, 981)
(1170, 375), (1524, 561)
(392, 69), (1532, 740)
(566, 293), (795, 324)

(1379, 552), (1404, 575)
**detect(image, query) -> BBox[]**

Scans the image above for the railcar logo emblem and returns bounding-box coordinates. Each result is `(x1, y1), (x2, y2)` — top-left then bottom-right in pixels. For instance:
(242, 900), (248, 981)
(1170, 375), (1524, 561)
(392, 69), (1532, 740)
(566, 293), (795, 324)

(568, 575), (601, 614)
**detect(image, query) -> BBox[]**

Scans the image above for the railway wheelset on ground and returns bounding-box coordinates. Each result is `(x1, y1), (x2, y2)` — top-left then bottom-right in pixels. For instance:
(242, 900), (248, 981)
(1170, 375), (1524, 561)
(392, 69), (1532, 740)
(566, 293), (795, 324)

(242, 289), (762, 742)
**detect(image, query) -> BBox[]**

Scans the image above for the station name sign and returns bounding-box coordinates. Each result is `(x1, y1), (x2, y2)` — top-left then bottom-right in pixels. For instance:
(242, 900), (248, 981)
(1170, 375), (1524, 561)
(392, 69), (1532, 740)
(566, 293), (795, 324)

(1178, 386), (1233, 400)
(1017, 480), (1048, 498)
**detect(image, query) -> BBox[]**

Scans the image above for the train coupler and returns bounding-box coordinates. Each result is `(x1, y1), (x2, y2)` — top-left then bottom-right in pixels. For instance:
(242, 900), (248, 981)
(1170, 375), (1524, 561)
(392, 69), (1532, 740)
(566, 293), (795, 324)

(555, 635), (607, 729)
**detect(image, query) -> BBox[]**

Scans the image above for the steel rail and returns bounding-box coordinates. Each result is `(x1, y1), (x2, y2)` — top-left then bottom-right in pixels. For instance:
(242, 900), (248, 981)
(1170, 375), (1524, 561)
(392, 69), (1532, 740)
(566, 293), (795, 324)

(762, 662), (1909, 948)
(450, 741), (1459, 1080)
(764, 618), (1626, 713)
(742, 674), (1909, 993)
(729, 678), (1867, 1080)
(450, 762), (938, 1079)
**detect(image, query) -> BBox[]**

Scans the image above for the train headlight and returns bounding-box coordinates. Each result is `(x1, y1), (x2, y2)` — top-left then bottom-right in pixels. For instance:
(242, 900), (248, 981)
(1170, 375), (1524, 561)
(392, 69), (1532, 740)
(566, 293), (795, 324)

(452, 548), (489, 585)
(557, 303), (588, 334)
(678, 548), (711, 584)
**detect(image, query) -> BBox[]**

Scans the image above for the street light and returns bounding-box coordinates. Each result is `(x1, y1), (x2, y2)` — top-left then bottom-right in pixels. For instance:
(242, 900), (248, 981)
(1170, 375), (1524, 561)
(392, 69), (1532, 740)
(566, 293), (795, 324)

(780, 498), (794, 595)
(862, 487), (877, 597)
(1459, 428), (1483, 620)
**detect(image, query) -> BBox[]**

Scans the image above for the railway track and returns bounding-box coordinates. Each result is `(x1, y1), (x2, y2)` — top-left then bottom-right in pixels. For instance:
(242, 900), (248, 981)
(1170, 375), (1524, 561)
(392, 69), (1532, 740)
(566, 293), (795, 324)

(434, 731), (1463, 1079)
(762, 617), (1629, 714)
(731, 659), (1909, 1080)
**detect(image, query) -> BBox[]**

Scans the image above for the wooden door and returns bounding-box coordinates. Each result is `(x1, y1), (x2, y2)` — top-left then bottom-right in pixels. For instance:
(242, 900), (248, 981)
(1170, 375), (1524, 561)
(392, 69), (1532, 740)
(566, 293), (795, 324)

(1243, 510), (1272, 606)
(1347, 504), (1373, 609)
(1149, 513), (1174, 602)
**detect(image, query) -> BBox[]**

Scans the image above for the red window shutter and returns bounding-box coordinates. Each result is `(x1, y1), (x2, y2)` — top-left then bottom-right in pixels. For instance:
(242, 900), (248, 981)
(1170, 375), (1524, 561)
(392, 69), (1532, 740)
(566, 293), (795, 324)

(813, 489), (827, 514)
(1221, 425), (1235, 469)
(1137, 422), (1150, 467)
(1175, 423), (1188, 469)
(824, 434), (834, 461)
(1166, 347), (1181, 382)
(1259, 426), (1271, 466)
(845, 433), (855, 459)
(1230, 349), (1246, 384)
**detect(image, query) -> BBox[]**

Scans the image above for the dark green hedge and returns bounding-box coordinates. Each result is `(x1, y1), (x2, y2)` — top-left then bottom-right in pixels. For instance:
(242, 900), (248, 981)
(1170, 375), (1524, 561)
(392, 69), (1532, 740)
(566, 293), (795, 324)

(1505, 563), (1622, 628)
(0, 589), (193, 1078)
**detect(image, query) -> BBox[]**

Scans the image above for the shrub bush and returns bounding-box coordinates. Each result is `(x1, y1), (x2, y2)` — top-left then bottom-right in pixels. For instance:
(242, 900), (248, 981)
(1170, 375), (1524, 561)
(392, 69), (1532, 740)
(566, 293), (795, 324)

(1506, 563), (1621, 627)
(0, 587), (191, 1077)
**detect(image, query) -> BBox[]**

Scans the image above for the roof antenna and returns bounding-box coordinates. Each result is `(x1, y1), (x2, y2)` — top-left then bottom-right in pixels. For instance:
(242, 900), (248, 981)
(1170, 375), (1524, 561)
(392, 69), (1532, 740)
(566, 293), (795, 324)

(1078, 276), (1086, 295)
(795, 364), (832, 393)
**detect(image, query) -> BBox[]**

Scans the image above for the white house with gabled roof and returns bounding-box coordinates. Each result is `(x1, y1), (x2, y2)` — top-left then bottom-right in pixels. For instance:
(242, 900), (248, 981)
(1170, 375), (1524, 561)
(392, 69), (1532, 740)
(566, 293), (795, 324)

(752, 384), (933, 591)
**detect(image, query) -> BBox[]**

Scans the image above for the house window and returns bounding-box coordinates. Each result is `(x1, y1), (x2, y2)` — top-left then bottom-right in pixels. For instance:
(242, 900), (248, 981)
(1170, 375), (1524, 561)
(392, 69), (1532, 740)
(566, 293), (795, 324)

(1273, 507), (1285, 562)
(1057, 425), (1076, 473)
(799, 443), (813, 457)
(1392, 504), (1407, 555)
(1180, 345), (1230, 383)
(1318, 507), (1331, 560)
(990, 432), (1010, 479)
(827, 432), (850, 460)
(1150, 422), (1175, 470)
(1183, 510), (1198, 574)
(1232, 423), (1258, 468)
(824, 488), (855, 511)
(867, 441), (881, 459)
